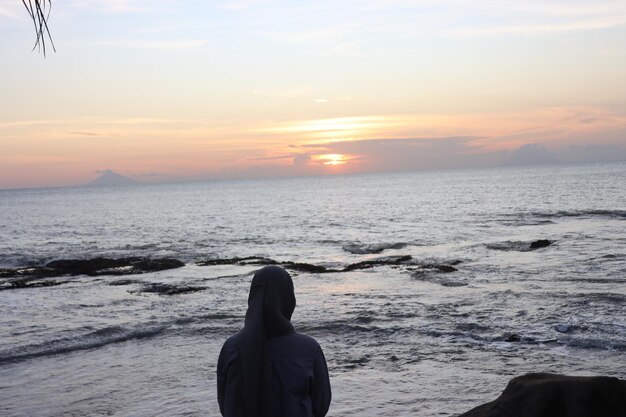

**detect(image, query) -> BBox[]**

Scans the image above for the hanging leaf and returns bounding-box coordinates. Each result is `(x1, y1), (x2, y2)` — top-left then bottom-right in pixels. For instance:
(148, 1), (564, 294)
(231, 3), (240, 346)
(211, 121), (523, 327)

(21, 0), (56, 56)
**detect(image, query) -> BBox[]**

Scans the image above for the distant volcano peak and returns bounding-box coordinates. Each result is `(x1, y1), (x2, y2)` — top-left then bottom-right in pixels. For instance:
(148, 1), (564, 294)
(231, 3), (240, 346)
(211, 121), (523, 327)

(87, 170), (138, 187)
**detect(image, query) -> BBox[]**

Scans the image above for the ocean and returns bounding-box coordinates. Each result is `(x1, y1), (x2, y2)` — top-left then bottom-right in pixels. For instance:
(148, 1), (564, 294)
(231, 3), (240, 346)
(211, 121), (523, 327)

(1, 162), (625, 416)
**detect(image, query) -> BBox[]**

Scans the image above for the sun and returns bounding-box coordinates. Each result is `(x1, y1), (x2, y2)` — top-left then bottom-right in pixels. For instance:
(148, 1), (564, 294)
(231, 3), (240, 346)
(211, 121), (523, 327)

(316, 154), (348, 166)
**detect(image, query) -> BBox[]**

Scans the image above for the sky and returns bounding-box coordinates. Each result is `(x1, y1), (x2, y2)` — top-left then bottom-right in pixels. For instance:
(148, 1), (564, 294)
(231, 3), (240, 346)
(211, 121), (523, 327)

(1, 0), (625, 188)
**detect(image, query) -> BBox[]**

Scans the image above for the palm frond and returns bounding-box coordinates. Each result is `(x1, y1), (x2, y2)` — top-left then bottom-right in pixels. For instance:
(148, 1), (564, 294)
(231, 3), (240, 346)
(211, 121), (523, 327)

(21, 0), (56, 56)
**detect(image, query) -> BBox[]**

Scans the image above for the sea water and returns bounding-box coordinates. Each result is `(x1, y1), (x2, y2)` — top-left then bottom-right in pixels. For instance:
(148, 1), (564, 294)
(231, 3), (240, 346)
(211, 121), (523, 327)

(0, 163), (625, 416)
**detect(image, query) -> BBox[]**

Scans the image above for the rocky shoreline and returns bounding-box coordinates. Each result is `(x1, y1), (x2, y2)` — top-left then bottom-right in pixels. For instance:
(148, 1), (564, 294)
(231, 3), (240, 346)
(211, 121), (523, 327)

(0, 238), (555, 292)
(0, 254), (461, 291)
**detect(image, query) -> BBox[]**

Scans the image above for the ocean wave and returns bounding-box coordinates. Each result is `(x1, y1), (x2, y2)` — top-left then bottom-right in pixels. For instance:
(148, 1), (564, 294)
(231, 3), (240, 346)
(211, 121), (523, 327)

(0, 324), (168, 364)
(491, 209), (626, 227)
(414, 325), (626, 352)
(342, 242), (409, 254)
(411, 270), (466, 287)
(579, 293), (626, 304)
(485, 240), (553, 252)
(531, 209), (626, 219)
(500, 219), (556, 226)
(557, 337), (626, 351)
(301, 322), (378, 334)
(131, 282), (205, 295)
(0, 253), (55, 269)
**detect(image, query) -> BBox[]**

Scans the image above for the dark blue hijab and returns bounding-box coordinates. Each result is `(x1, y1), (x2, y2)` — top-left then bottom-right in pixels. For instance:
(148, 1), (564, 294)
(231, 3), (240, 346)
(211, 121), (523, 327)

(237, 266), (296, 417)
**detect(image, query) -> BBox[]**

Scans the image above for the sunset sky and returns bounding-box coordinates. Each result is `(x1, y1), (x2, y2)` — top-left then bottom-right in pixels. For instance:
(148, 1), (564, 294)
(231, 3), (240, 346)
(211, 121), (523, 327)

(1, 0), (625, 188)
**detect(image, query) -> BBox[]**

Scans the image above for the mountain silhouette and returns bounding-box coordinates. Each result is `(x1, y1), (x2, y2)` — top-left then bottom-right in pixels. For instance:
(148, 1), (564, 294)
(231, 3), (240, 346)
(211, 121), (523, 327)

(87, 170), (138, 187)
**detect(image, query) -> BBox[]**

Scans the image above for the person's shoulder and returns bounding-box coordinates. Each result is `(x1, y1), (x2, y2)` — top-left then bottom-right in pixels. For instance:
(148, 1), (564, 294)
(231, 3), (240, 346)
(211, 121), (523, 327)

(267, 332), (323, 360)
(290, 332), (320, 345)
(217, 334), (240, 373)
(288, 332), (324, 352)
(224, 333), (239, 344)
(220, 334), (240, 354)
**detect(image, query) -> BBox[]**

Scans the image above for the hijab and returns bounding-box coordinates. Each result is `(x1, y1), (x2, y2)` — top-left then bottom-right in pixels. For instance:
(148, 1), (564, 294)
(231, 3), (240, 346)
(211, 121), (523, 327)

(237, 266), (296, 417)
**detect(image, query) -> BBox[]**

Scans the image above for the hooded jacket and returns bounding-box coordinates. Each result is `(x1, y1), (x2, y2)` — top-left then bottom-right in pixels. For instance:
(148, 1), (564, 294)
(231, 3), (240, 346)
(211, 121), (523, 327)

(217, 266), (331, 417)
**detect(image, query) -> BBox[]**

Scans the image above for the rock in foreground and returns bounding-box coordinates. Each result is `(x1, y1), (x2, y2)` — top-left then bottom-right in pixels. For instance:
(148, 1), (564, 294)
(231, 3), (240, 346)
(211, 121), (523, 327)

(459, 373), (626, 417)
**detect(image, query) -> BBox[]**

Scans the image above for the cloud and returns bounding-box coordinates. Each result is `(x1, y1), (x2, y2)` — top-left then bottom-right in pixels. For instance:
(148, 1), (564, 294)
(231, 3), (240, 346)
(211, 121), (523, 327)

(599, 47), (626, 56)
(297, 136), (505, 172)
(70, 0), (171, 14)
(367, 0), (626, 39)
(0, 3), (24, 20)
(247, 154), (293, 162)
(323, 41), (362, 57)
(98, 39), (208, 49)
(374, 0), (626, 19)
(287, 136), (626, 175)
(211, 156), (326, 180)
(251, 86), (313, 98)
(561, 144), (626, 163)
(70, 131), (101, 136)
(292, 153), (311, 167)
(134, 171), (167, 177)
(451, 15), (626, 38)
(220, 0), (269, 11)
(247, 23), (363, 56)
(505, 143), (556, 166)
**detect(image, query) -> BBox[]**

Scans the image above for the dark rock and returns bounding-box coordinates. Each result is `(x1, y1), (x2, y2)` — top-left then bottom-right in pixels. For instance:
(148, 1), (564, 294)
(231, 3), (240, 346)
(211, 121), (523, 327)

(503, 333), (521, 342)
(45, 257), (184, 276)
(196, 256), (277, 266)
(342, 255), (413, 272)
(0, 278), (66, 291)
(488, 240), (552, 252)
(197, 257), (327, 273)
(438, 280), (467, 287)
(197, 255), (416, 274)
(411, 263), (465, 286)
(287, 255), (413, 273)
(390, 355), (399, 361)
(412, 263), (458, 274)
(0, 257), (185, 290)
(530, 239), (552, 249)
(134, 282), (204, 295)
(0, 266), (56, 279)
(459, 373), (626, 417)
(283, 262), (329, 274)
(0, 269), (14, 278)
(347, 356), (370, 365)
(108, 279), (142, 286)
(433, 264), (458, 273)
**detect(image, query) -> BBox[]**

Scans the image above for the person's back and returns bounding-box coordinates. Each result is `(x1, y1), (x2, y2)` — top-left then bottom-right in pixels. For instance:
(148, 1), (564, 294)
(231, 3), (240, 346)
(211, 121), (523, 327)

(218, 332), (331, 417)
(217, 266), (331, 417)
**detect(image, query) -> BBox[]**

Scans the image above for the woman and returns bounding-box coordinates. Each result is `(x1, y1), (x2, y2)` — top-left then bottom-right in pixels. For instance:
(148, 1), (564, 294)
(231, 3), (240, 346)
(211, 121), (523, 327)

(217, 266), (331, 417)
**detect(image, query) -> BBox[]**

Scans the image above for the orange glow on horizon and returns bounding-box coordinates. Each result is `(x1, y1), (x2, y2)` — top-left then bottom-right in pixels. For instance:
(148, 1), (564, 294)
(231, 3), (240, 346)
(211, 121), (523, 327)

(315, 154), (349, 166)
(1, 106), (625, 189)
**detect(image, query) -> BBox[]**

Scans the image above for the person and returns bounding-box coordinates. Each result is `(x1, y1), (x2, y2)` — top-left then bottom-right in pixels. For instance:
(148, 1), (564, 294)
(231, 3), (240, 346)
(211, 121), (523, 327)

(217, 265), (332, 417)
